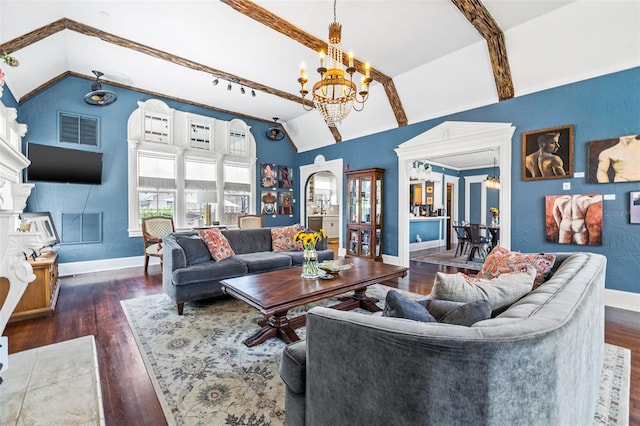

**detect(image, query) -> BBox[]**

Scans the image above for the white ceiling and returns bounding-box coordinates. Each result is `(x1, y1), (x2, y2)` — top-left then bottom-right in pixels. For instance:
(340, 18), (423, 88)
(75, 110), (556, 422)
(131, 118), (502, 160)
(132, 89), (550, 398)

(1, 0), (639, 156)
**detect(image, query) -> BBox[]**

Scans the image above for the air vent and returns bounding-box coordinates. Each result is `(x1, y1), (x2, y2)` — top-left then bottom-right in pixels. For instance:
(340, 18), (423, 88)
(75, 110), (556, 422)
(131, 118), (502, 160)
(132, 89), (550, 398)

(60, 112), (99, 146)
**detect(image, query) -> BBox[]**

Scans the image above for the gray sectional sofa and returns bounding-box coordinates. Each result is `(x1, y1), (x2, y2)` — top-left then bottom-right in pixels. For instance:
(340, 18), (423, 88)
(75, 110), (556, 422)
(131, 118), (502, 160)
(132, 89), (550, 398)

(162, 228), (334, 314)
(280, 252), (607, 426)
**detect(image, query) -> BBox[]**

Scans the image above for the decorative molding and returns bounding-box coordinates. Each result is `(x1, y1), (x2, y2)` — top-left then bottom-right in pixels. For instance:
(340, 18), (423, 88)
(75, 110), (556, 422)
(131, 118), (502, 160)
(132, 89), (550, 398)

(396, 121), (514, 268)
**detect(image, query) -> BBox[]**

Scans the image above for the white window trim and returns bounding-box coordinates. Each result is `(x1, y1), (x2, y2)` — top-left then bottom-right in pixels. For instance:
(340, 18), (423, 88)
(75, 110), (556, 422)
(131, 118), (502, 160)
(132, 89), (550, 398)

(127, 99), (256, 236)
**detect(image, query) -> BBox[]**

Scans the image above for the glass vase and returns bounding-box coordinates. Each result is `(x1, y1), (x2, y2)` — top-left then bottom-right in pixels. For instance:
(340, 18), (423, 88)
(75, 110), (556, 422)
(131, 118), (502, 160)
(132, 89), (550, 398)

(301, 248), (319, 278)
(491, 216), (499, 227)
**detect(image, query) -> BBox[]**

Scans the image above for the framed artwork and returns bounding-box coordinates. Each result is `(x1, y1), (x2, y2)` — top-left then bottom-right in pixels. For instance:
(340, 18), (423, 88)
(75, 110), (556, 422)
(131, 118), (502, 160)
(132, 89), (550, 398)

(545, 194), (603, 245)
(426, 186), (433, 193)
(426, 196), (433, 205)
(260, 163), (277, 188)
(587, 134), (640, 183)
(19, 211), (60, 247)
(522, 125), (574, 181)
(630, 191), (640, 224)
(278, 165), (293, 189)
(261, 191), (277, 215)
(278, 192), (294, 215)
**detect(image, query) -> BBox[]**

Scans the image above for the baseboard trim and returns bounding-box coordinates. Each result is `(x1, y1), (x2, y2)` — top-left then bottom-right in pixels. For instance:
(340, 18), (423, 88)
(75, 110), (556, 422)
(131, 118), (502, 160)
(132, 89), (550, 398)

(409, 240), (444, 252)
(57, 256), (640, 314)
(58, 256), (158, 277)
(604, 289), (640, 313)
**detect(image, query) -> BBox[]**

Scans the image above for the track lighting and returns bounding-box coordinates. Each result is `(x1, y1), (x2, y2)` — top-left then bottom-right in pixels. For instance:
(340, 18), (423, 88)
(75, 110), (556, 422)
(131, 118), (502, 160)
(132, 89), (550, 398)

(212, 78), (219, 86)
(240, 86), (246, 95)
(251, 89), (256, 97)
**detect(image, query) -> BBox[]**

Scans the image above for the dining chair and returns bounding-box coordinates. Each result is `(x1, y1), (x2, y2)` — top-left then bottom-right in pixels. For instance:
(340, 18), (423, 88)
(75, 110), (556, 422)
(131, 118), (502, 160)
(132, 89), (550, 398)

(238, 214), (263, 229)
(466, 223), (491, 262)
(141, 216), (175, 273)
(453, 225), (471, 257)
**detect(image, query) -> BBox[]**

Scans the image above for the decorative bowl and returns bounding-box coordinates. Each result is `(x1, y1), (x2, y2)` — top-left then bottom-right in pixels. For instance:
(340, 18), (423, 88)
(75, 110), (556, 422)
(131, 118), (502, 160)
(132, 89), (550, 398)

(318, 261), (353, 274)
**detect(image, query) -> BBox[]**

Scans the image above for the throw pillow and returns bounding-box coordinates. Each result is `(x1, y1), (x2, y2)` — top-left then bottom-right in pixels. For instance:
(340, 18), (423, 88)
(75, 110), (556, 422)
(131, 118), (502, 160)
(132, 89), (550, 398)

(271, 223), (302, 252)
(174, 235), (211, 266)
(382, 290), (436, 323)
(480, 247), (556, 288)
(431, 267), (536, 313)
(198, 228), (235, 261)
(438, 299), (492, 326)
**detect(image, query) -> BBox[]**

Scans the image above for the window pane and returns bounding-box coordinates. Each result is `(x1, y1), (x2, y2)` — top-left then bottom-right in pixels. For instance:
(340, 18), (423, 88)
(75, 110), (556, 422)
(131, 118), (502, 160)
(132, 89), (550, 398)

(190, 122), (211, 150)
(223, 193), (249, 226)
(223, 162), (250, 183)
(139, 152), (176, 178)
(185, 158), (216, 181)
(229, 131), (246, 155)
(139, 192), (174, 218)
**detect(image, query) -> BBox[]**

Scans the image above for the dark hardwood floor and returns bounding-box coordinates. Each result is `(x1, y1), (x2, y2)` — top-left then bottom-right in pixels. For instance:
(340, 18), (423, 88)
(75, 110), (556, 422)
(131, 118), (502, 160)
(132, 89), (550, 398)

(3, 260), (639, 425)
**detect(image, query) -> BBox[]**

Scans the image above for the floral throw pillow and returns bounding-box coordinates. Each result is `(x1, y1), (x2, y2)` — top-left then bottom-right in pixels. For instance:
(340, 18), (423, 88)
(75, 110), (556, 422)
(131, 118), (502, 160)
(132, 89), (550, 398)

(479, 247), (556, 288)
(198, 228), (235, 261)
(271, 224), (302, 252)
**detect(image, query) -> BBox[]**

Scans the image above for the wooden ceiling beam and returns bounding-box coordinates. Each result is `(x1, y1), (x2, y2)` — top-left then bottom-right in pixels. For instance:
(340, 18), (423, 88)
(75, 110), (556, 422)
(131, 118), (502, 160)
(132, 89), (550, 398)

(220, 0), (409, 138)
(0, 18), (311, 110)
(450, 0), (514, 101)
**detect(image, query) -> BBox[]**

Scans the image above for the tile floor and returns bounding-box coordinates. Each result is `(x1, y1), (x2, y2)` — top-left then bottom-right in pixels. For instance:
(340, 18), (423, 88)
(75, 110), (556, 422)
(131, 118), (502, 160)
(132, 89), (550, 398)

(0, 335), (105, 425)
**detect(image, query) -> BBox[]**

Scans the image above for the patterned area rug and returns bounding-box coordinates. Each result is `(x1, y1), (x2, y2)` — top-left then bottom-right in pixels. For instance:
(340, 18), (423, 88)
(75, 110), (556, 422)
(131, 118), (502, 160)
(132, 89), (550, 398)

(412, 249), (484, 270)
(121, 286), (630, 426)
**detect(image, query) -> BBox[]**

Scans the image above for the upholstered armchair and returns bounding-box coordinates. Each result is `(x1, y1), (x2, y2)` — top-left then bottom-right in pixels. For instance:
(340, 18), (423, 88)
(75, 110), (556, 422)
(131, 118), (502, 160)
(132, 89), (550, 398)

(141, 216), (175, 273)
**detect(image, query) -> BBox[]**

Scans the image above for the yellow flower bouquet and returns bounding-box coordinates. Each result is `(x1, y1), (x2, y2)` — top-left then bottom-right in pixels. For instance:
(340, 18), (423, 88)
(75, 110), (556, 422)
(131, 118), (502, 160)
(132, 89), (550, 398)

(294, 226), (326, 278)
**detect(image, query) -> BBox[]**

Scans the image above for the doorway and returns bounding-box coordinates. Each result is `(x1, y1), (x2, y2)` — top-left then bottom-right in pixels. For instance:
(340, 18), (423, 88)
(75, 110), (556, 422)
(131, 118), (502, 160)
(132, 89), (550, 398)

(396, 121), (515, 267)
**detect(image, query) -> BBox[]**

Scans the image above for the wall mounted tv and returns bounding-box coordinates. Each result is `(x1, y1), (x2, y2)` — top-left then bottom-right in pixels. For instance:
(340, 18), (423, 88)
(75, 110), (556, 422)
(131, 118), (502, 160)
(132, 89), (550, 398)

(26, 143), (103, 185)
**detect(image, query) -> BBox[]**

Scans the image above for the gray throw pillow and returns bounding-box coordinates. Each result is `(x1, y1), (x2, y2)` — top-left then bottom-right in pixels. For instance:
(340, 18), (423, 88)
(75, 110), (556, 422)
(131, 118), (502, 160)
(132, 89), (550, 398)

(382, 290), (436, 323)
(431, 267), (536, 313)
(439, 299), (492, 326)
(175, 235), (212, 265)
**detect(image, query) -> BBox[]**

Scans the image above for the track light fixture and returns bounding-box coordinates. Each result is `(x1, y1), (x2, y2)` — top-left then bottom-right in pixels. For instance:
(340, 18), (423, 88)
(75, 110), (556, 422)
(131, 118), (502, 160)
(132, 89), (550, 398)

(212, 78), (219, 86)
(251, 89), (256, 97)
(240, 86), (246, 95)
(227, 82), (232, 91)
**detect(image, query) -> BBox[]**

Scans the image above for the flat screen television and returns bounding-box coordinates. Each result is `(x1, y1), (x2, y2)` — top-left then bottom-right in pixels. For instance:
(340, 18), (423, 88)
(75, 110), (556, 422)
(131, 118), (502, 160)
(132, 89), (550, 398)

(26, 143), (103, 185)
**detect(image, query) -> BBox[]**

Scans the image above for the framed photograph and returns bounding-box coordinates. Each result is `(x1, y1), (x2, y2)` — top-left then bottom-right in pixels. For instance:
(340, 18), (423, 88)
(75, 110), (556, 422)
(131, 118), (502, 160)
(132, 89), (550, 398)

(545, 194), (603, 245)
(426, 196), (433, 205)
(261, 191), (277, 215)
(260, 163), (277, 188)
(631, 191), (640, 224)
(426, 186), (433, 193)
(19, 211), (60, 247)
(278, 192), (293, 215)
(522, 125), (574, 181)
(587, 134), (640, 183)
(278, 165), (293, 189)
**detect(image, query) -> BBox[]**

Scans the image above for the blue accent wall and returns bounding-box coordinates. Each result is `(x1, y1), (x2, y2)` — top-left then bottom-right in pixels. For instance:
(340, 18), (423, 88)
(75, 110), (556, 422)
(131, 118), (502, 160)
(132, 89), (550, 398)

(409, 221), (441, 242)
(298, 67), (640, 294)
(12, 67), (640, 294)
(16, 75), (299, 263)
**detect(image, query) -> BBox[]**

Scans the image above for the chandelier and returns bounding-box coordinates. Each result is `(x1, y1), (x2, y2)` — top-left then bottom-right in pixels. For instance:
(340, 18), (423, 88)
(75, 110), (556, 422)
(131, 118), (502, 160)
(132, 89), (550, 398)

(485, 157), (501, 189)
(297, 0), (372, 126)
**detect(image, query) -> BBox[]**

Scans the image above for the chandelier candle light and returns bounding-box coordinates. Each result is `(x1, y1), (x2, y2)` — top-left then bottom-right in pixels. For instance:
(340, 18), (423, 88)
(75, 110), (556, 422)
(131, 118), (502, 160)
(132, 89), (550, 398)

(298, 0), (372, 126)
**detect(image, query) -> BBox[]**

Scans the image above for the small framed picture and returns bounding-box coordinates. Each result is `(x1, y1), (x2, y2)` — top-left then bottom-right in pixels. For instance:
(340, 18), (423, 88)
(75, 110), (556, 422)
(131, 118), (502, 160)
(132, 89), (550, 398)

(278, 192), (293, 215)
(426, 196), (433, 205)
(278, 165), (293, 189)
(426, 186), (433, 193)
(260, 163), (277, 188)
(630, 191), (640, 224)
(522, 125), (574, 181)
(587, 134), (640, 183)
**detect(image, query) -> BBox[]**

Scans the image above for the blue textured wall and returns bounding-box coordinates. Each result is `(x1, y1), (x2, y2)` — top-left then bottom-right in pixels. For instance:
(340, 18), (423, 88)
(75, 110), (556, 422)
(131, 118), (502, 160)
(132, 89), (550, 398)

(11, 68), (640, 293)
(298, 67), (640, 294)
(409, 221), (441, 242)
(16, 76), (298, 263)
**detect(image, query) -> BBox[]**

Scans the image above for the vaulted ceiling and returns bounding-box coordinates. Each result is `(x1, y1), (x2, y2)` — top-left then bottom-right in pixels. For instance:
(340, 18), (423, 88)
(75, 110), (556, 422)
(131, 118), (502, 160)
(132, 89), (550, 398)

(1, 1), (638, 154)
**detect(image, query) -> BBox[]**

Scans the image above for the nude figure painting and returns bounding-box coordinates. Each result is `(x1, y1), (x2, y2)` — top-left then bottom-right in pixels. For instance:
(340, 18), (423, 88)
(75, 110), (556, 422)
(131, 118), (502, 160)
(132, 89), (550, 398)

(587, 134), (640, 184)
(522, 125), (574, 181)
(545, 194), (603, 245)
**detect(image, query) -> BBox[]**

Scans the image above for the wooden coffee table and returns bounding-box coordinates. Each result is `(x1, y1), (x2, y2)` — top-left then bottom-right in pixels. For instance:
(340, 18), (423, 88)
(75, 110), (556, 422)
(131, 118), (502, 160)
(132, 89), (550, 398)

(221, 257), (408, 347)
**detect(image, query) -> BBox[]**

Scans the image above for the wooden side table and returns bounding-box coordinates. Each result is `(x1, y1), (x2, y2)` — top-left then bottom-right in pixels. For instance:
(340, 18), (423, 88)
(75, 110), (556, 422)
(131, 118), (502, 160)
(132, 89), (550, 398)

(0, 252), (60, 323)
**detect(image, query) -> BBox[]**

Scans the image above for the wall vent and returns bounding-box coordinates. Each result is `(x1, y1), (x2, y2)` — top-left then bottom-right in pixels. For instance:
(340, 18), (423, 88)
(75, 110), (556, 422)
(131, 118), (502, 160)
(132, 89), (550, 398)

(59, 112), (99, 146)
(61, 212), (102, 244)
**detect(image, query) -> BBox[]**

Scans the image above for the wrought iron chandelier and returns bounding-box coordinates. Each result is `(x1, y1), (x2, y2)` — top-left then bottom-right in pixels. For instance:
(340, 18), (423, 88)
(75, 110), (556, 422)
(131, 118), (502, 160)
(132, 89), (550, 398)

(297, 0), (372, 126)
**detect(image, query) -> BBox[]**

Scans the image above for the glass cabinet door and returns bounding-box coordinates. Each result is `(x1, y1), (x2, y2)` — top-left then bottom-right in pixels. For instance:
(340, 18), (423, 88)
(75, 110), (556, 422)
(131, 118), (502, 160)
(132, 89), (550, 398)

(361, 229), (370, 257)
(376, 175), (382, 224)
(361, 178), (371, 223)
(348, 229), (359, 255)
(348, 178), (359, 223)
